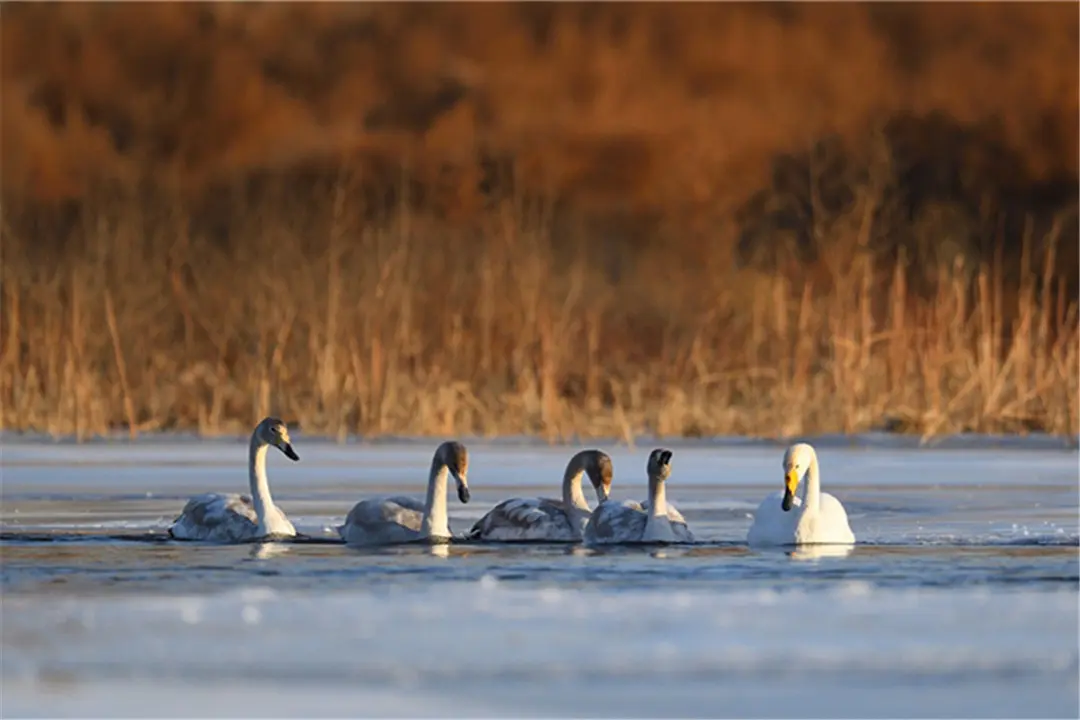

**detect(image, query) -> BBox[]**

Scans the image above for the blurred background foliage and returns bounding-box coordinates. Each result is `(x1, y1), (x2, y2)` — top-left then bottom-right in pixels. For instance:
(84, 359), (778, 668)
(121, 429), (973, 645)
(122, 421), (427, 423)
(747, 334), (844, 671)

(1, 3), (1077, 438)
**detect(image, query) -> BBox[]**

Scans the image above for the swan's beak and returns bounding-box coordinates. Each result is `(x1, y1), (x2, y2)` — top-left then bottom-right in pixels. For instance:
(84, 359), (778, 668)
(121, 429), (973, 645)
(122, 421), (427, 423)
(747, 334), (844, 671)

(281, 443), (300, 461)
(781, 469), (798, 511)
(597, 483), (611, 504)
(454, 472), (470, 503)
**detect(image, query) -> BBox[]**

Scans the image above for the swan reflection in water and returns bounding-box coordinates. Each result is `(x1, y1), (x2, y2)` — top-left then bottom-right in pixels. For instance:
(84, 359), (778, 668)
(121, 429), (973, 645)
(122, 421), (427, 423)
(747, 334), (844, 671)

(787, 543), (855, 561)
(248, 542), (293, 560)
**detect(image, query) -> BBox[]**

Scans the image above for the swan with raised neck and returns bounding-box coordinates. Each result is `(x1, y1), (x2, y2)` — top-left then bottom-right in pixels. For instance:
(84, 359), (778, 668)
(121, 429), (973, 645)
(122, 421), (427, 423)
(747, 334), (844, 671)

(641, 449), (677, 543)
(583, 448), (694, 545)
(338, 441), (471, 545)
(168, 417), (299, 543)
(466, 449), (613, 542)
(746, 442), (856, 547)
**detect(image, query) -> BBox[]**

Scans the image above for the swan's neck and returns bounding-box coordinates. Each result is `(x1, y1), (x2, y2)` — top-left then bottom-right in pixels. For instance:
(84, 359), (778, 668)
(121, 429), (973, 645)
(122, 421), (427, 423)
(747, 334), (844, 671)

(421, 458), (451, 539)
(647, 476), (668, 517)
(561, 463), (591, 512)
(560, 457), (593, 539)
(803, 455), (821, 512)
(248, 436), (275, 522)
(643, 475), (675, 542)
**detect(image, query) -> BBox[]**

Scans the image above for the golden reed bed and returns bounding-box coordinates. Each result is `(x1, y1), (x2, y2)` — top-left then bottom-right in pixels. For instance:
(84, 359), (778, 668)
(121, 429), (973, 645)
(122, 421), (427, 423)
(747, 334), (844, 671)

(1, 4), (1076, 441)
(4, 188), (1075, 441)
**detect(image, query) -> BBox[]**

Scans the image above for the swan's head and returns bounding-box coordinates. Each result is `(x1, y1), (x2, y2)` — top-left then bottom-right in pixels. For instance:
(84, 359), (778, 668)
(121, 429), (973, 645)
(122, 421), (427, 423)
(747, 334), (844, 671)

(437, 440), (470, 504)
(573, 449), (614, 503)
(590, 451), (614, 502)
(781, 442), (816, 511)
(259, 417), (299, 461)
(647, 448), (673, 482)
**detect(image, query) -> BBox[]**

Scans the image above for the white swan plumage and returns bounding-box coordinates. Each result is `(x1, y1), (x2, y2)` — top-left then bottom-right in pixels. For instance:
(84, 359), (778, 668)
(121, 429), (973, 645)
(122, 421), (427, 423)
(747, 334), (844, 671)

(337, 441), (470, 545)
(168, 417), (299, 543)
(584, 448), (694, 545)
(465, 449), (613, 542)
(746, 442), (855, 547)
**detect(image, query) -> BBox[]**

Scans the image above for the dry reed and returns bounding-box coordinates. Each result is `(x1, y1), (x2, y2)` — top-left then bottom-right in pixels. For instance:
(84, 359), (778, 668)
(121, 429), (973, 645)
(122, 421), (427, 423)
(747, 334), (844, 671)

(1, 5), (1076, 442)
(1, 182), (1076, 442)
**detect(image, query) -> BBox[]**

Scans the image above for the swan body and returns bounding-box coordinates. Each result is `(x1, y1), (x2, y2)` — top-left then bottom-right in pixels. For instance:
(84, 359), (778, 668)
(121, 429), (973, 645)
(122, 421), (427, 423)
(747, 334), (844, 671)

(584, 449), (694, 545)
(338, 441), (470, 545)
(169, 417), (299, 543)
(639, 500), (692, 529)
(466, 449), (613, 542)
(747, 442), (855, 547)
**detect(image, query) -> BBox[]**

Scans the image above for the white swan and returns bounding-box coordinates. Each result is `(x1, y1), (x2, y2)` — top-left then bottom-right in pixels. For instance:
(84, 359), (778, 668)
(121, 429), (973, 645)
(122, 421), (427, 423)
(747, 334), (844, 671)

(465, 449), (613, 542)
(337, 441), (470, 545)
(584, 448), (694, 545)
(168, 417), (299, 543)
(746, 442), (855, 546)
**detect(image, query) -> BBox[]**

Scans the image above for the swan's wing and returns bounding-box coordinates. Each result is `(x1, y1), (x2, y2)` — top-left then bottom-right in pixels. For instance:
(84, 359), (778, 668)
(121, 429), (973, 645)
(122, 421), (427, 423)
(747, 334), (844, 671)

(583, 500), (646, 544)
(819, 492), (850, 521)
(638, 500), (695, 542)
(345, 496), (425, 528)
(379, 495), (427, 517)
(671, 521), (695, 543)
(466, 497), (576, 541)
(169, 493), (258, 542)
(799, 492), (856, 544)
(639, 500), (689, 525)
(665, 503), (695, 542)
(337, 496), (424, 545)
(665, 504), (687, 525)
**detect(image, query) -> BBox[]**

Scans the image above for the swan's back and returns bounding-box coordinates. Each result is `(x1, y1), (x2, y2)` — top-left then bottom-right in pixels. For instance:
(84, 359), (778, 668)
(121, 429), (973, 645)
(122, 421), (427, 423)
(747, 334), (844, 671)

(583, 500), (648, 544)
(466, 497), (578, 542)
(169, 493), (259, 542)
(337, 496), (426, 545)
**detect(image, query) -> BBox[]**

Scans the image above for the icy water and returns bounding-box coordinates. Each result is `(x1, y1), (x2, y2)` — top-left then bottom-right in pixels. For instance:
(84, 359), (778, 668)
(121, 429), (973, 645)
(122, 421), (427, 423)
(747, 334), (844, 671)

(1, 435), (1078, 718)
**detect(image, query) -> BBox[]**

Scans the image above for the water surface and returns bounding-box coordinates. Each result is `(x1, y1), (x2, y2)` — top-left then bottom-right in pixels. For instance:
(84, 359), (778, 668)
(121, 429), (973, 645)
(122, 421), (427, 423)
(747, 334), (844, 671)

(2, 437), (1077, 718)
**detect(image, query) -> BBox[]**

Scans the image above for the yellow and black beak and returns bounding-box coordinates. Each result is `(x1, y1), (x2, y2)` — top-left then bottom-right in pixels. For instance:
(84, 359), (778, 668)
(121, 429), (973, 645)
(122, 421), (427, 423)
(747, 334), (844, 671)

(781, 468), (799, 511)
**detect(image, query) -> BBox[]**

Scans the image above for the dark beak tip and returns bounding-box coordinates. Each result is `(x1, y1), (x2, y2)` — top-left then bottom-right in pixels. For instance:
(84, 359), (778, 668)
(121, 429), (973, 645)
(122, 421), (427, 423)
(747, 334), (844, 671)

(458, 486), (471, 504)
(284, 445), (300, 461)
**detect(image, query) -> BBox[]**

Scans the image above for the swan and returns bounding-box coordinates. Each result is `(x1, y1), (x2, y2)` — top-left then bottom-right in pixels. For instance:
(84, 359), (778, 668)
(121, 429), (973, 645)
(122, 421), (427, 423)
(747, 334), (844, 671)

(583, 448), (694, 545)
(168, 417), (299, 543)
(465, 449), (613, 542)
(337, 441), (470, 545)
(746, 442), (855, 546)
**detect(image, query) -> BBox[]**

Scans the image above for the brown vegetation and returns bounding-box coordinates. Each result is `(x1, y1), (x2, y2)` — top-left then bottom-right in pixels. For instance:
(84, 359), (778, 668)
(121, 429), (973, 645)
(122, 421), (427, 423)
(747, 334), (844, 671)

(1, 3), (1077, 440)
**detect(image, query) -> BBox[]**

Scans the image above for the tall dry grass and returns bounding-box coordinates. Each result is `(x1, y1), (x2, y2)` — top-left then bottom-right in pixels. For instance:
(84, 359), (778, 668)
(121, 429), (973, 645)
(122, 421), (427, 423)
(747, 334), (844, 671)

(1, 4), (1076, 442)
(2, 174), (1076, 442)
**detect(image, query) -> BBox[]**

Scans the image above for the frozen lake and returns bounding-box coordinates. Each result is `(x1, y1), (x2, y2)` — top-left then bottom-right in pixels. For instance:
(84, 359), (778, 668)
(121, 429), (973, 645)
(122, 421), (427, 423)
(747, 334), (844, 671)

(1, 435), (1078, 718)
